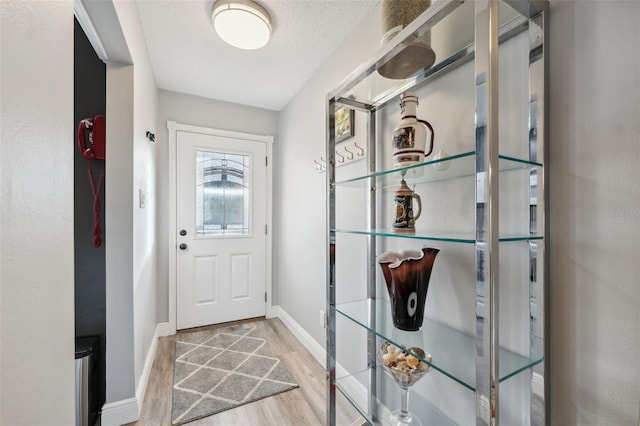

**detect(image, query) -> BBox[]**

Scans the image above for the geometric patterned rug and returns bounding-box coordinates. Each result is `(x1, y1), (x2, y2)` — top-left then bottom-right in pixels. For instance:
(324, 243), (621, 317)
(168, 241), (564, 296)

(171, 325), (299, 425)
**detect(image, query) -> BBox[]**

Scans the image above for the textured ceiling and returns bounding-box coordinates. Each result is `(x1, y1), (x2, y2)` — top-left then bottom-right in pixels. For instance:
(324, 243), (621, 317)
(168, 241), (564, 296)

(136, 0), (380, 111)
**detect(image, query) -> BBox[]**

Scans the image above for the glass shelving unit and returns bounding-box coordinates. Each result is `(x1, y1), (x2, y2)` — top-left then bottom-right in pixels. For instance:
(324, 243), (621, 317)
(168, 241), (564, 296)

(326, 0), (548, 424)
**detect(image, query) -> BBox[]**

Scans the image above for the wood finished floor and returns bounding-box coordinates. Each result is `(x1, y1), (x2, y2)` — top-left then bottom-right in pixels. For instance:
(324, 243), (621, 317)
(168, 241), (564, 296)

(126, 317), (363, 426)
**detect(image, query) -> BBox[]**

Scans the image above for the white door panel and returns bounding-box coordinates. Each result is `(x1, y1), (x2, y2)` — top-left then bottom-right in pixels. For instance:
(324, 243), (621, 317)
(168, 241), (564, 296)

(230, 253), (251, 300)
(193, 255), (218, 304)
(176, 130), (266, 329)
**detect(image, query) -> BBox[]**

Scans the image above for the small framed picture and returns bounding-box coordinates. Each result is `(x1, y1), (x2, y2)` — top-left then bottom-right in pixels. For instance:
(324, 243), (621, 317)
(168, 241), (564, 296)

(335, 106), (355, 143)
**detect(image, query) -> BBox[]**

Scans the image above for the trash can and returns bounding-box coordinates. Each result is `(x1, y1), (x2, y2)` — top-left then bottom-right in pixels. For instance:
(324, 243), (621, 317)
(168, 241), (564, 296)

(75, 336), (98, 426)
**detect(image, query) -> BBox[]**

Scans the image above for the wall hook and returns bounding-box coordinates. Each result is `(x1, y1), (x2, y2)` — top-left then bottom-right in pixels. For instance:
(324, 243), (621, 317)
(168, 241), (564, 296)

(343, 146), (354, 160)
(335, 150), (345, 163)
(314, 157), (327, 173)
(353, 142), (365, 156)
(145, 131), (156, 142)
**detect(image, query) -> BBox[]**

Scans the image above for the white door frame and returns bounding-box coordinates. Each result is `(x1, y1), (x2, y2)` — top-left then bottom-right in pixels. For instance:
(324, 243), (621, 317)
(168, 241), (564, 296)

(167, 121), (274, 334)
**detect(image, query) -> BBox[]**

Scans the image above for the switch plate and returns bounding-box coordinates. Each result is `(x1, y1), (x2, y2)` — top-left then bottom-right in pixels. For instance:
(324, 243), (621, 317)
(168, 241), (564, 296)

(139, 188), (146, 209)
(320, 310), (325, 328)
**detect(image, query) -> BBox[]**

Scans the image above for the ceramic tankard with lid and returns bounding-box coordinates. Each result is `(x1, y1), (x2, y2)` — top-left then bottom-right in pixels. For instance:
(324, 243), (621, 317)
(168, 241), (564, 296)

(392, 93), (435, 168)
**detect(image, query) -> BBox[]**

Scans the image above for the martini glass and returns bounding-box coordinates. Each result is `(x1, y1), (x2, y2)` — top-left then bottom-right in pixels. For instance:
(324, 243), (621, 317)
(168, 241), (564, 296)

(378, 332), (432, 426)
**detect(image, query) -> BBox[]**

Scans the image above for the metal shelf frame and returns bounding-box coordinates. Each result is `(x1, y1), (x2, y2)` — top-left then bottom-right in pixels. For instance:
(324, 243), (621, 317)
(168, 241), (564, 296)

(326, 0), (548, 424)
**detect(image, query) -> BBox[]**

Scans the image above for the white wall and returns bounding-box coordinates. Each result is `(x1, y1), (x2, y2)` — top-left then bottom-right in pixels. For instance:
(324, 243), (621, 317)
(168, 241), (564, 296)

(277, 1), (640, 425)
(0, 0), (158, 423)
(276, 0), (383, 358)
(104, 0), (160, 416)
(0, 1), (76, 425)
(548, 2), (640, 425)
(105, 61), (137, 405)
(112, 0), (160, 400)
(156, 90), (278, 323)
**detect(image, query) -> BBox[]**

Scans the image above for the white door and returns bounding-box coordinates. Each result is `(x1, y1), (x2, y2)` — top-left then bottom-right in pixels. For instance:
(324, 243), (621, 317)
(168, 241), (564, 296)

(176, 130), (267, 330)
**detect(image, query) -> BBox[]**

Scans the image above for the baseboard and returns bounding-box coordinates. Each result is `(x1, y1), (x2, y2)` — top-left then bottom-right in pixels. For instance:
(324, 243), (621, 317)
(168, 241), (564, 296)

(335, 364), (393, 423)
(271, 305), (391, 423)
(265, 303), (277, 319)
(270, 305), (326, 368)
(101, 397), (139, 426)
(157, 321), (172, 338)
(335, 364), (368, 412)
(102, 322), (170, 425)
(135, 322), (170, 412)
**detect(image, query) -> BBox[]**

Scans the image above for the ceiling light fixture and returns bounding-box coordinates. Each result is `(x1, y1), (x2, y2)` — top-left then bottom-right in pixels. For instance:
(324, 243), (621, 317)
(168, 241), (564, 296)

(212, 0), (272, 50)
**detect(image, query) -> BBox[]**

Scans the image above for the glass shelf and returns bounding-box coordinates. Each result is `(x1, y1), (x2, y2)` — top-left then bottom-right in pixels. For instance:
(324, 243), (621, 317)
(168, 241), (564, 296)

(330, 1), (534, 108)
(336, 368), (456, 425)
(333, 151), (542, 189)
(332, 228), (543, 244)
(333, 299), (544, 391)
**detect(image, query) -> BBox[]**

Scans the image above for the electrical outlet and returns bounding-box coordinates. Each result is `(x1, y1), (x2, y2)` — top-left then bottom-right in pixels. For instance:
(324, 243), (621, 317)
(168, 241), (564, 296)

(320, 310), (325, 328)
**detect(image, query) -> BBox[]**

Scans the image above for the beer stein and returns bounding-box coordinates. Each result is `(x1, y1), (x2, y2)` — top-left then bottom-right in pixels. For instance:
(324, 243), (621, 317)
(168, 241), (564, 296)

(393, 178), (421, 233)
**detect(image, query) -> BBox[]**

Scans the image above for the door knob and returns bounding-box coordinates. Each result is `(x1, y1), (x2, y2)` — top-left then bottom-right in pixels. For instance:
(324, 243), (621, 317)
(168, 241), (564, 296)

(179, 229), (187, 236)
(179, 243), (187, 250)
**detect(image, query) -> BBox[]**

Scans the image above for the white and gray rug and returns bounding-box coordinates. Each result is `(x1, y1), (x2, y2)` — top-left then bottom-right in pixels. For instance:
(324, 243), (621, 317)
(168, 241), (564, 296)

(171, 325), (299, 425)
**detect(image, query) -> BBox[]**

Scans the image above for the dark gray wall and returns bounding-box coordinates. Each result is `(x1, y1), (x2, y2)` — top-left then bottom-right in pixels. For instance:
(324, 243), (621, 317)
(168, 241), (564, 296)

(74, 18), (106, 417)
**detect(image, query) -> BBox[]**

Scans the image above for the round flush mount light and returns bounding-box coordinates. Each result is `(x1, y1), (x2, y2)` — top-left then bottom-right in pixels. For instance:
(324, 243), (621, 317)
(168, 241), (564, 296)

(212, 0), (272, 50)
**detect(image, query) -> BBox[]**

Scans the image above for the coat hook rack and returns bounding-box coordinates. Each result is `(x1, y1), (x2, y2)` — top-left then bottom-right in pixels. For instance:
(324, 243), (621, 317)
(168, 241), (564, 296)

(334, 140), (366, 167)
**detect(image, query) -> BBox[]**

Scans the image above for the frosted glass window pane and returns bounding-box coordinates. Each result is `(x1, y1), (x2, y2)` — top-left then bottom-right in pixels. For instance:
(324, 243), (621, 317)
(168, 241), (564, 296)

(196, 150), (250, 236)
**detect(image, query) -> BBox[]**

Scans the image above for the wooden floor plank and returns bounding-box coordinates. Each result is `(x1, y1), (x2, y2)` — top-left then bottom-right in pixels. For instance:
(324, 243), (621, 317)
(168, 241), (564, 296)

(125, 317), (363, 426)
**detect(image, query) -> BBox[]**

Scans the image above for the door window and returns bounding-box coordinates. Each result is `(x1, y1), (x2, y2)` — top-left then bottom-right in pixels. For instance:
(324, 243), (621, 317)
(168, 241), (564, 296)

(195, 150), (250, 236)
